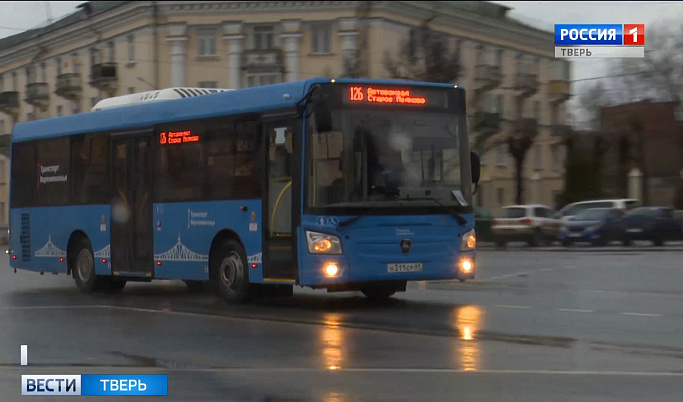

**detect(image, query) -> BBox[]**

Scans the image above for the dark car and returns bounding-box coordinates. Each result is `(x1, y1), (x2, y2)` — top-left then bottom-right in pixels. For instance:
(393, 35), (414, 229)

(560, 208), (625, 246)
(474, 208), (494, 243)
(621, 206), (683, 246)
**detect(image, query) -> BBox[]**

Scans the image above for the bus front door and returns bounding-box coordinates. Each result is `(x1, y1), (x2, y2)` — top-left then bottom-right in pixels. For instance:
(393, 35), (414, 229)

(262, 118), (300, 281)
(110, 133), (154, 276)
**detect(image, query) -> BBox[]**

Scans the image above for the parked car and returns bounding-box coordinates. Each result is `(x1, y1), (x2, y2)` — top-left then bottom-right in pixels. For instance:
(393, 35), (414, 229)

(492, 204), (560, 247)
(555, 199), (640, 222)
(560, 208), (625, 247)
(0, 224), (7, 245)
(621, 206), (683, 246)
(474, 208), (494, 243)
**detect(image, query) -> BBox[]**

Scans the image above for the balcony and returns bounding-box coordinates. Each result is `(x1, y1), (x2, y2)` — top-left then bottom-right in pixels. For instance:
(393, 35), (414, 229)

(55, 73), (82, 101)
(548, 79), (571, 103)
(24, 83), (50, 109)
(89, 63), (118, 92)
(515, 118), (538, 135)
(0, 91), (19, 116)
(550, 123), (572, 138)
(474, 65), (501, 91)
(242, 49), (284, 73)
(514, 73), (538, 97)
(473, 111), (501, 132)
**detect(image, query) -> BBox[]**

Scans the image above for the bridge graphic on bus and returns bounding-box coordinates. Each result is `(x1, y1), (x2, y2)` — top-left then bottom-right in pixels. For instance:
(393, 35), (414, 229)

(94, 245), (110, 259)
(154, 234), (209, 261)
(34, 235), (66, 258)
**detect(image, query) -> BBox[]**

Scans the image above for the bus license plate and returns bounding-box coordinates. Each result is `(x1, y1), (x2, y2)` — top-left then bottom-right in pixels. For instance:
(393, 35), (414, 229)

(387, 263), (423, 273)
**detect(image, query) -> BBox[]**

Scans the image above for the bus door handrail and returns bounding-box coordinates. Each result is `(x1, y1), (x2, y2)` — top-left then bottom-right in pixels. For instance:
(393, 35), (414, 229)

(270, 180), (293, 237)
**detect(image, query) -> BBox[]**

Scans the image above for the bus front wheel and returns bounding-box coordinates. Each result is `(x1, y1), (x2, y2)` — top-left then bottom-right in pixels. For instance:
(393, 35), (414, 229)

(71, 238), (98, 293)
(211, 239), (252, 304)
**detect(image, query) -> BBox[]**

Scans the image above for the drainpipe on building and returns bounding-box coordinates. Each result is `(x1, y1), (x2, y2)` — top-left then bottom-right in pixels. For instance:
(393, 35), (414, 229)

(152, 1), (159, 90)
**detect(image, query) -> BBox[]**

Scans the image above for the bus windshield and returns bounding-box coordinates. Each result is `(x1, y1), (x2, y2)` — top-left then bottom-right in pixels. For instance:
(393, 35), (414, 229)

(306, 106), (467, 213)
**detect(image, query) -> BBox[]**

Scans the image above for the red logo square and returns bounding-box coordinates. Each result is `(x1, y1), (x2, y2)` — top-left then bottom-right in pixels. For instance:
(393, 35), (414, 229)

(624, 24), (645, 45)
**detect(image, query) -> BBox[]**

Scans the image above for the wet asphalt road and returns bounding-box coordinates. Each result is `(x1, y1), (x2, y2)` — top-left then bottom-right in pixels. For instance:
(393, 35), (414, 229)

(1, 245), (683, 401)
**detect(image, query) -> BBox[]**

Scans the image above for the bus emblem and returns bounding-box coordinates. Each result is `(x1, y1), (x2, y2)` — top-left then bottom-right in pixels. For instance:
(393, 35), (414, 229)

(400, 239), (412, 254)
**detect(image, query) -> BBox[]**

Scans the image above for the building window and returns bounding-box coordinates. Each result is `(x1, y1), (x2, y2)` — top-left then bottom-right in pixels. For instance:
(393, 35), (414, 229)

(497, 188), (504, 206)
(26, 66), (36, 84)
(107, 41), (115, 63)
(71, 101), (81, 115)
(0, 74), (3, 92)
(0, 202), (4, 224)
(72, 53), (80, 74)
(41, 63), (47, 82)
(311, 24), (331, 54)
(496, 143), (506, 166)
(497, 49), (504, 65)
(476, 44), (484, 64)
(0, 119), (4, 134)
(551, 145), (559, 171)
(246, 73), (280, 88)
(90, 47), (100, 67)
(496, 94), (504, 116)
(0, 159), (5, 181)
(128, 87), (135, 94)
(534, 101), (540, 120)
(254, 26), (274, 50)
(198, 28), (217, 56)
(198, 81), (217, 88)
(12, 72), (17, 91)
(56, 58), (62, 76)
(127, 35), (135, 62)
(56, 105), (63, 117)
(534, 144), (542, 170)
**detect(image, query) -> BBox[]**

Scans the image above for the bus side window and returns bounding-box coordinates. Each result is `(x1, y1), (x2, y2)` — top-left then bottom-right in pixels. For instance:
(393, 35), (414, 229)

(36, 137), (70, 206)
(10, 142), (37, 208)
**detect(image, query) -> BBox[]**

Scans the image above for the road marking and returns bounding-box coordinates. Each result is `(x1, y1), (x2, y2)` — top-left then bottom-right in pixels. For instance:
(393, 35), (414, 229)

(620, 312), (662, 317)
(484, 272), (530, 281)
(496, 305), (531, 309)
(538, 268), (554, 272)
(557, 308), (593, 313)
(1, 366), (682, 376)
(20, 345), (27, 366)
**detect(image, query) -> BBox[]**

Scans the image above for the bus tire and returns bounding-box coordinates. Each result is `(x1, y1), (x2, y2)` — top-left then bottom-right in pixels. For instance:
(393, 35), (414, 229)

(361, 283), (397, 302)
(211, 239), (252, 304)
(71, 238), (98, 293)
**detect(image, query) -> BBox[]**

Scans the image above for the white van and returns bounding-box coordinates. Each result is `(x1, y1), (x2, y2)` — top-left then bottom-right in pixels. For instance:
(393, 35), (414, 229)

(555, 199), (641, 222)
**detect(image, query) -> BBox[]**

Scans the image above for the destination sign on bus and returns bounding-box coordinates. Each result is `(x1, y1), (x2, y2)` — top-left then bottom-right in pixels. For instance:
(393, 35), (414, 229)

(159, 130), (200, 145)
(342, 85), (448, 109)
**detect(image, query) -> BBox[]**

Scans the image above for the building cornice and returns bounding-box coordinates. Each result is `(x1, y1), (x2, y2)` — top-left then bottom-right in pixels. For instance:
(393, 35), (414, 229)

(160, 1), (358, 15)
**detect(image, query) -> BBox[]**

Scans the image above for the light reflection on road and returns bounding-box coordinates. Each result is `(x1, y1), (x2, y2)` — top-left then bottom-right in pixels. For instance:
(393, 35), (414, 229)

(452, 305), (483, 371)
(321, 312), (344, 370)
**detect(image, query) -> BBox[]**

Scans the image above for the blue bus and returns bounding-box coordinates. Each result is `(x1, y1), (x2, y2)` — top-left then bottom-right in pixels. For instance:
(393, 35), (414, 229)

(8, 78), (480, 303)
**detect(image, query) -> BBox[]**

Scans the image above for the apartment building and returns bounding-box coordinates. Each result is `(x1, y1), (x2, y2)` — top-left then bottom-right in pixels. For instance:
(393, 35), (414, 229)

(0, 1), (571, 215)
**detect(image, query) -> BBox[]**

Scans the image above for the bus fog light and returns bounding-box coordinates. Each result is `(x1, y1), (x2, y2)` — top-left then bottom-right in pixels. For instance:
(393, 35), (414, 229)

(324, 263), (339, 277)
(459, 259), (473, 273)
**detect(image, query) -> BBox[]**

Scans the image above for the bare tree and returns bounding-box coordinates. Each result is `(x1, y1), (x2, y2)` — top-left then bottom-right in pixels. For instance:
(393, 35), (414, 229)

(383, 17), (462, 84)
(341, 1), (372, 78)
(576, 81), (613, 130)
(609, 22), (683, 104)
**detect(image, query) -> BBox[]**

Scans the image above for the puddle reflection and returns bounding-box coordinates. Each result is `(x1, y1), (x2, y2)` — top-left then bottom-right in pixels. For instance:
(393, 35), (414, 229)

(452, 305), (483, 371)
(320, 313), (344, 370)
(320, 391), (349, 401)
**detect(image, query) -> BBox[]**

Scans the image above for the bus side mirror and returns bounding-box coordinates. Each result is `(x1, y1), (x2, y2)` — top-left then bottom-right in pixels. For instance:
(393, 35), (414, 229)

(470, 151), (480, 184)
(310, 89), (333, 133)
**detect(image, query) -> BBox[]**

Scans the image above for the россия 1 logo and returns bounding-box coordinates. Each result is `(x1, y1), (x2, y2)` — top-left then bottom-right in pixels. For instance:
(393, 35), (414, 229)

(554, 24), (645, 58)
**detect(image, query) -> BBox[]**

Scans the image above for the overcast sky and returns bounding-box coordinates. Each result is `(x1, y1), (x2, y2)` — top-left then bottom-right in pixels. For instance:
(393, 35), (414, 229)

(1, 1), (682, 114)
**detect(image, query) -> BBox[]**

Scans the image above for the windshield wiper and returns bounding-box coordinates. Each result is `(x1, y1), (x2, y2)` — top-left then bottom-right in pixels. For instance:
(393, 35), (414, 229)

(399, 197), (468, 226)
(337, 215), (364, 229)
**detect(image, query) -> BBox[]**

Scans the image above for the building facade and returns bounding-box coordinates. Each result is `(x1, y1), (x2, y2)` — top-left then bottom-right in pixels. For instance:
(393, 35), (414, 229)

(0, 1), (571, 215)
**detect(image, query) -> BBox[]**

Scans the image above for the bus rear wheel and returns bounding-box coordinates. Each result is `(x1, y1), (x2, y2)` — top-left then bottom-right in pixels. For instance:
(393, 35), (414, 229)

(71, 238), (98, 293)
(361, 283), (397, 302)
(211, 239), (252, 304)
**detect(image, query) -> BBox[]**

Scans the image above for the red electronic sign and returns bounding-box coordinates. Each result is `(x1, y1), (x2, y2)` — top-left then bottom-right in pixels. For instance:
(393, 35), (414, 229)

(348, 86), (427, 105)
(160, 130), (200, 144)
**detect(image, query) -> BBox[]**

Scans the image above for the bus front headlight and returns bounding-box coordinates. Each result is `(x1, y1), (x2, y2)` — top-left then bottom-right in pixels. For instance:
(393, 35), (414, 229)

(460, 229), (476, 251)
(306, 231), (343, 254)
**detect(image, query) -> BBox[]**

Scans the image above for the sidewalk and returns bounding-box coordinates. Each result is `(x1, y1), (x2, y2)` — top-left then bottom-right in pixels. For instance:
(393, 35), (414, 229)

(477, 241), (683, 252)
